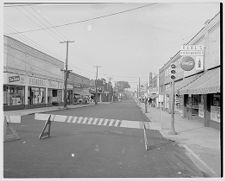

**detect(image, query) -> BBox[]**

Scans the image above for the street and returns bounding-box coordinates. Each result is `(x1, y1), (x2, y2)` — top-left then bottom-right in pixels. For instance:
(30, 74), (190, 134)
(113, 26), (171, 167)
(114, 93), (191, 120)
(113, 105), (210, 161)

(4, 99), (206, 178)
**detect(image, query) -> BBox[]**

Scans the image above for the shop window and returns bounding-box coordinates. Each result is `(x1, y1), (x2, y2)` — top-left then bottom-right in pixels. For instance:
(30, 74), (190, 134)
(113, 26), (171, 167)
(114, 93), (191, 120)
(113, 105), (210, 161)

(52, 89), (57, 97)
(29, 87), (46, 105)
(3, 85), (24, 106)
(191, 94), (201, 109)
(212, 94), (220, 106)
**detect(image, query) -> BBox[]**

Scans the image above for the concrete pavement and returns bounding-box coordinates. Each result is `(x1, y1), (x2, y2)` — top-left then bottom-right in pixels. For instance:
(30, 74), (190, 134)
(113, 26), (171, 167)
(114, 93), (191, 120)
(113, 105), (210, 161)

(4, 103), (96, 116)
(137, 100), (221, 177)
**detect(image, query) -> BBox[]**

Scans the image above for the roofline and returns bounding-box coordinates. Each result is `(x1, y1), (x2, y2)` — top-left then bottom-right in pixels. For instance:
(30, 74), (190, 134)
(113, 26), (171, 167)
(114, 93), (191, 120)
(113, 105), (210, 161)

(4, 35), (64, 65)
(159, 11), (220, 73)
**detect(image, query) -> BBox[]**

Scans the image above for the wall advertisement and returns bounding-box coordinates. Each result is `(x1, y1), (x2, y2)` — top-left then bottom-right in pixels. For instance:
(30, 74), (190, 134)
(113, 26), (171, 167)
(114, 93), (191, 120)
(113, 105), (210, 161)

(210, 106), (220, 122)
(198, 104), (204, 118)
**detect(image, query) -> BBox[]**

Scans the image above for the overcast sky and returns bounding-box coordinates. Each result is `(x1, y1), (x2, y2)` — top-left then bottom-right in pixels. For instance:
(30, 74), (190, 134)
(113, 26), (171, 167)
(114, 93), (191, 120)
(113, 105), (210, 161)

(3, 2), (220, 90)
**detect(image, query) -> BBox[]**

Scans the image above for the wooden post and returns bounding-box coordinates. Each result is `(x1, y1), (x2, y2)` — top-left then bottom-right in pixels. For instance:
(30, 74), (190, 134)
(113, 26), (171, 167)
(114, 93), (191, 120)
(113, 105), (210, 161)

(169, 80), (177, 135)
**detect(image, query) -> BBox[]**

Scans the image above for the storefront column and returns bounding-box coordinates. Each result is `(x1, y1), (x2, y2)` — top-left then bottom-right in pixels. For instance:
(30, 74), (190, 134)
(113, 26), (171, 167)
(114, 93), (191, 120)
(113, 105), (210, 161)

(45, 88), (48, 104)
(204, 94), (210, 127)
(62, 90), (64, 103)
(25, 85), (29, 105)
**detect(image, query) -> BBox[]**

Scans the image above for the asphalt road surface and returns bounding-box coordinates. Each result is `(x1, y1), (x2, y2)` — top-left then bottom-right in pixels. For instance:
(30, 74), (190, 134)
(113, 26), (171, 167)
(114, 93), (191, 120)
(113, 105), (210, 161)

(4, 99), (206, 178)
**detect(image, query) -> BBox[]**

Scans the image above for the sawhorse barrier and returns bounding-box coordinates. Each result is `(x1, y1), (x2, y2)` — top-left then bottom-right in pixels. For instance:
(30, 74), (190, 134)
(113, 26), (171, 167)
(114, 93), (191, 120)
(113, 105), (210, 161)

(35, 113), (161, 150)
(4, 115), (21, 142)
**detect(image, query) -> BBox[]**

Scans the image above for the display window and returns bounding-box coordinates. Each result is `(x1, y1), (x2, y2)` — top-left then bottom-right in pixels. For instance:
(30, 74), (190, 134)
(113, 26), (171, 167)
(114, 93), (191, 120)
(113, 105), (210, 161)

(3, 85), (25, 106)
(48, 89), (62, 104)
(29, 87), (46, 105)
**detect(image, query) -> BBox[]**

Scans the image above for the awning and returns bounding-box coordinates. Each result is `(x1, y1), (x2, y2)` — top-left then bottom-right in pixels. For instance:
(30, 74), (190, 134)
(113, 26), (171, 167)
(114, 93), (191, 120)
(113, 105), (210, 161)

(73, 88), (92, 96)
(149, 94), (158, 99)
(179, 67), (220, 95)
(165, 74), (201, 95)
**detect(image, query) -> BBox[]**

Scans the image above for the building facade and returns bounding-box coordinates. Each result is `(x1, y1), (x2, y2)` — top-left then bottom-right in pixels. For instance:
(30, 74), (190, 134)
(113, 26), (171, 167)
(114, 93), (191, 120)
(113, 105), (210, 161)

(67, 72), (91, 104)
(4, 36), (64, 110)
(159, 12), (220, 129)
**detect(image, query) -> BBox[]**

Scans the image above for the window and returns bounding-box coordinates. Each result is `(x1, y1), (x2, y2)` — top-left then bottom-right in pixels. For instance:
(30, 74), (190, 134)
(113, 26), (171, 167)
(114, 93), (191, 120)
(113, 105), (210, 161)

(29, 87), (46, 104)
(3, 85), (25, 106)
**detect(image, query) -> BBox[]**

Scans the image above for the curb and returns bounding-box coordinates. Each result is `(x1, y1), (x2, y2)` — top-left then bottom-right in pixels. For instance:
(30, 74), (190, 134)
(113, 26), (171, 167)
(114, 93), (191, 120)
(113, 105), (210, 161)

(180, 144), (218, 177)
(136, 101), (219, 177)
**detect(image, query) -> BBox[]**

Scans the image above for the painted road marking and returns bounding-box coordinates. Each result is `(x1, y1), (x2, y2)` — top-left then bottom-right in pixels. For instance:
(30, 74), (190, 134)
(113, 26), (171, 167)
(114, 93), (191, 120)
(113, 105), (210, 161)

(72, 116), (78, 123)
(34, 113), (160, 130)
(87, 117), (93, 124)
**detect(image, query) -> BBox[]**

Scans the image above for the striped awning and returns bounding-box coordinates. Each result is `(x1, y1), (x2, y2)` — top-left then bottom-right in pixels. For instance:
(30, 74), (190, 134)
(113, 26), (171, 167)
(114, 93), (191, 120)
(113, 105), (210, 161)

(179, 67), (220, 95)
(165, 74), (201, 95)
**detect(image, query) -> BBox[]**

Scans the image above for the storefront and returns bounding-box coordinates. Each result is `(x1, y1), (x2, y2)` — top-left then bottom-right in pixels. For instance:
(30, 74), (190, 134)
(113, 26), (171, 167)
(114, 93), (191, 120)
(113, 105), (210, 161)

(3, 72), (64, 110)
(4, 73), (26, 110)
(179, 67), (220, 129)
(47, 80), (63, 106)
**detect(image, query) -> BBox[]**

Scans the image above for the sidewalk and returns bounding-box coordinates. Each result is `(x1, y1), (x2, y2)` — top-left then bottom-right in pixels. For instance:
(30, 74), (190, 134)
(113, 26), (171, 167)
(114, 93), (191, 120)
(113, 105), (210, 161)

(4, 103), (95, 116)
(137, 101), (221, 177)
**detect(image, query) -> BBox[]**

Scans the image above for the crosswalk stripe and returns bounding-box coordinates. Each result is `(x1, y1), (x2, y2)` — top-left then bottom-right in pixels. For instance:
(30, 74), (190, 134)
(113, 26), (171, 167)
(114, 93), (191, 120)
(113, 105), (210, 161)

(77, 117), (83, 124)
(106, 119), (111, 126)
(72, 116), (78, 123)
(87, 117), (93, 124)
(35, 113), (158, 130)
(117, 120), (122, 127)
(109, 119), (114, 126)
(82, 117), (88, 124)
(98, 118), (104, 125)
(64, 116), (69, 123)
(114, 120), (120, 127)
(93, 118), (99, 125)
(67, 116), (73, 123)
(111, 119), (117, 127)
(103, 119), (108, 126)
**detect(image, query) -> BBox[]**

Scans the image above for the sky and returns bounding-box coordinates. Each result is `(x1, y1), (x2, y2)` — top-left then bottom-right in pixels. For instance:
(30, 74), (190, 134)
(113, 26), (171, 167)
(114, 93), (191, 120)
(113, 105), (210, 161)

(3, 2), (220, 90)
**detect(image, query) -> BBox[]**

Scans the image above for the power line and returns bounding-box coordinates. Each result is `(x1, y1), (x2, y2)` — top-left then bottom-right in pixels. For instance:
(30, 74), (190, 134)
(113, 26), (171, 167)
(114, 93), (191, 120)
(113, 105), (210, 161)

(6, 3), (157, 35)
(15, 6), (62, 42)
(5, 24), (65, 60)
(28, 6), (69, 41)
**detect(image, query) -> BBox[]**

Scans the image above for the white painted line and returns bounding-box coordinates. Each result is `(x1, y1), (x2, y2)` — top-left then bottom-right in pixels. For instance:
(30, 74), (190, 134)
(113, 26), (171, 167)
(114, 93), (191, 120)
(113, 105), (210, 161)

(72, 116), (78, 123)
(98, 118), (104, 125)
(77, 117), (83, 124)
(53, 115), (67, 122)
(82, 117), (88, 124)
(120, 120), (140, 129)
(104, 119), (109, 126)
(109, 119), (114, 126)
(115, 120), (120, 127)
(67, 116), (73, 123)
(93, 118), (98, 125)
(87, 117), (93, 124)
(35, 113), (50, 121)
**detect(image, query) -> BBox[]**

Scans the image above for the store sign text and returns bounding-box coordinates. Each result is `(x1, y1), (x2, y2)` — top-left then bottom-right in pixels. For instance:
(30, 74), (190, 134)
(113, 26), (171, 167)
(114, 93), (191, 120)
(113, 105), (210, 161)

(9, 76), (20, 83)
(29, 77), (47, 87)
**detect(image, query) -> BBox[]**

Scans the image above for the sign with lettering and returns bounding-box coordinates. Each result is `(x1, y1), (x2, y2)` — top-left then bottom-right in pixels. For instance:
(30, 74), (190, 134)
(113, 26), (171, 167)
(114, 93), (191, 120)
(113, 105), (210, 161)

(28, 77), (47, 87)
(180, 45), (204, 56)
(210, 106), (220, 122)
(180, 56), (195, 71)
(48, 80), (59, 89)
(9, 76), (20, 83)
(198, 104), (204, 118)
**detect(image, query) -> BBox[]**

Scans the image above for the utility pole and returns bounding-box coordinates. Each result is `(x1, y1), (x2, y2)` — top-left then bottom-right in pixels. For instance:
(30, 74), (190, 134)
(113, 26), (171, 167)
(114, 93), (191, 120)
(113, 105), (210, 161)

(169, 80), (177, 135)
(60, 40), (74, 109)
(94, 65), (101, 105)
(139, 77), (141, 99)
